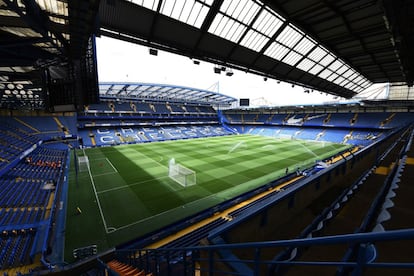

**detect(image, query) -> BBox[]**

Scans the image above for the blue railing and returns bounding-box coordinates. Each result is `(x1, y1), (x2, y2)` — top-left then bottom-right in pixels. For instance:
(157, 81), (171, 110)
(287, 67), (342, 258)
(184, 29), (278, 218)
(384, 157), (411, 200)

(113, 228), (414, 276)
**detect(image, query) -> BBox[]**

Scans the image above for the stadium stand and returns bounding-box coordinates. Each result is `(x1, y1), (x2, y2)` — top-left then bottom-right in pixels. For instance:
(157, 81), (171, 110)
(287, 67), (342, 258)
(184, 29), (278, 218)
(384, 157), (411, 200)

(0, 115), (70, 274)
(222, 109), (414, 148)
(1, 101), (414, 275)
(268, 130), (410, 275)
(77, 99), (231, 147)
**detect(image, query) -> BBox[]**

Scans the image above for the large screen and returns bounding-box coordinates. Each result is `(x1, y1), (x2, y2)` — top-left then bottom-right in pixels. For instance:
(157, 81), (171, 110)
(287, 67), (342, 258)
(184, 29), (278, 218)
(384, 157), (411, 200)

(239, 98), (250, 106)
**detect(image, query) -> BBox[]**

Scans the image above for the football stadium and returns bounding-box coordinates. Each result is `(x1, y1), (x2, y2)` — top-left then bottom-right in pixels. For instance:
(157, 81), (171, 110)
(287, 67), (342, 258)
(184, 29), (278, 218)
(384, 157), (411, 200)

(1, 1), (414, 275)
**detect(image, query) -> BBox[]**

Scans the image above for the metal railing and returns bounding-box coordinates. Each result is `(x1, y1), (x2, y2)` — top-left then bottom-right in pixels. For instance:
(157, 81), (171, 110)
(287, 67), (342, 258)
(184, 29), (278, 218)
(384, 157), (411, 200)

(113, 228), (414, 276)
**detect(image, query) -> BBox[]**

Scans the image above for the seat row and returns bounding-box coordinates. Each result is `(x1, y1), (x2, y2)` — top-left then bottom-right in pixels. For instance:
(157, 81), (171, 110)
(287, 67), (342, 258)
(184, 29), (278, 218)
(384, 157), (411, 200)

(225, 112), (414, 129)
(86, 101), (215, 114)
(0, 178), (49, 208)
(78, 125), (232, 147)
(0, 207), (44, 227)
(0, 145), (68, 271)
(0, 230), (36, 270)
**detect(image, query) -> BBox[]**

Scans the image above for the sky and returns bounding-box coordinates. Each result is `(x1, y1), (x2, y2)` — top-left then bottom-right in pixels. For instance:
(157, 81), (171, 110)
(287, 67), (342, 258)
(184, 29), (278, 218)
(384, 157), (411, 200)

(96, 36), (384, 107)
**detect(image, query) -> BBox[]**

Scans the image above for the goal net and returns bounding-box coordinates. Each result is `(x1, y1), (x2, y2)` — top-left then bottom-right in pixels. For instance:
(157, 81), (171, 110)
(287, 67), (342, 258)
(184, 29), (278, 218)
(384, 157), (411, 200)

(168, 159), (196, 187)
(78, 156), (90, 172)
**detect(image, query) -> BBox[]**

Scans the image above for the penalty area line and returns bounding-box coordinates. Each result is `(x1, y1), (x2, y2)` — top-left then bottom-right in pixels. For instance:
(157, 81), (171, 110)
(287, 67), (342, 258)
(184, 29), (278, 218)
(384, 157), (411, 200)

(93, 171), (117, 177)
(109, 194), (217, 234)
(106, 158), (118, 173)
(97, 175), (172, 194)
(85, 157), (111, 234)
(106, 227), (117, 234)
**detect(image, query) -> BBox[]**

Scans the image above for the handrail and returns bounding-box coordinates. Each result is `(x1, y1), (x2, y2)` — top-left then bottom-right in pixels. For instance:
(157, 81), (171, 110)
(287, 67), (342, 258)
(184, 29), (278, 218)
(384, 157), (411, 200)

(113, 229), (414, 275)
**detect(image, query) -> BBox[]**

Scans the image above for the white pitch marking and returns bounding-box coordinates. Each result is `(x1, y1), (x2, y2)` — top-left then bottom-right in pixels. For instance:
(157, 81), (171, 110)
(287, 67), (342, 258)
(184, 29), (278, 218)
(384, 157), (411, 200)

(106, 158), (118, 173)
(85, 154), (111, 233)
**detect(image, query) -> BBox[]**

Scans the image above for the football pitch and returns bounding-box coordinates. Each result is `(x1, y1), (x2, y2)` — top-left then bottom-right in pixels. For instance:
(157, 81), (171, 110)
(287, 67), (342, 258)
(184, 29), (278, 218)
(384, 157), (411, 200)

(64, 134), (350, 260)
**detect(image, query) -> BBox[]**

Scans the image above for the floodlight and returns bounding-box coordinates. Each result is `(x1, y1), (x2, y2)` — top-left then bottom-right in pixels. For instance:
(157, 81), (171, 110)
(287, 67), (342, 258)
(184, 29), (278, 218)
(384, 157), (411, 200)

(214, 66), (221, 74)
(149, 48), (158, 56)
(193, 60), (200, 65)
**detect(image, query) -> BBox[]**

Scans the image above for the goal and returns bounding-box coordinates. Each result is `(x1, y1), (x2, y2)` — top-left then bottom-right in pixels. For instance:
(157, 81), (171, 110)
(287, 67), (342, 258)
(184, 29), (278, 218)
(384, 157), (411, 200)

(78, 156), (90, 172)
(168, 159), (196, 187)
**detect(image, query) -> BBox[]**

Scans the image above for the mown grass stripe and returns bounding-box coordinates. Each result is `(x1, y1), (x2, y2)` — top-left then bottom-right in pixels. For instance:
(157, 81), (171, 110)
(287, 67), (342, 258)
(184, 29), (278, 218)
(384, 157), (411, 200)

(64, 134), (350, 261)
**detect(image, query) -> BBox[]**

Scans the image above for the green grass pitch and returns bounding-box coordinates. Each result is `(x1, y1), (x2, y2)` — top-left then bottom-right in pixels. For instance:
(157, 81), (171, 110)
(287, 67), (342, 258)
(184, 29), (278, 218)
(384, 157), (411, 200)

(64, 134), (350, 260)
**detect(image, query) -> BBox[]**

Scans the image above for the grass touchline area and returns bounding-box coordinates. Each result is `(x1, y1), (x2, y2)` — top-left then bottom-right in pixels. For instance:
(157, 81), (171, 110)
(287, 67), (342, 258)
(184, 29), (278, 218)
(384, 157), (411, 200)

(64, 134), (350, 261)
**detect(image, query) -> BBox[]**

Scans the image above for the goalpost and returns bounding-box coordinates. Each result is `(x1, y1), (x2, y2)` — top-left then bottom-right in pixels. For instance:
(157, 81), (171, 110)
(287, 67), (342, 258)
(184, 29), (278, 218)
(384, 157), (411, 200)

(168, 158), (196, 187)
(78, 156), (90, 172)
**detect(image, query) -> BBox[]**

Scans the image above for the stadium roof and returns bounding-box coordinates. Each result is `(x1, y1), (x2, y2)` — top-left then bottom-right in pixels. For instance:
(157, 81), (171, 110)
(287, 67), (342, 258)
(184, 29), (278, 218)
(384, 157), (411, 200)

(99, 82), (237, 105)
(99, 0), (414, 98)
(0, 0), (413, 110)
(0, 0), (99, 110)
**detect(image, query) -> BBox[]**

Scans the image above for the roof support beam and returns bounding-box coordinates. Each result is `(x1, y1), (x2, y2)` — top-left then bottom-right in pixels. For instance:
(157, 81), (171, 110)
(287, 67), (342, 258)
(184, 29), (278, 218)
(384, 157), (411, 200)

(0, 44), (52, 64)
(4, 0), (69, 55)
(148, 0), (163, 43)
(224, 4), (266, 62)
(248, 21), (289, 77)
(0, 36), (49, 48)
(191, 0), (224, 57)
(0, 14), (68, 33)
(322, 0), (387, 80)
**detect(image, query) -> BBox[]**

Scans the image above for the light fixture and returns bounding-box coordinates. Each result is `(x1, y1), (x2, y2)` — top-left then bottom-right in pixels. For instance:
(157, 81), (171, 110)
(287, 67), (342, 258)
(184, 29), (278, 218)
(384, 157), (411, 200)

(193, 60), (200, 65)
(264, 77), (268, 81)
(292, 84), (295, 88)
(214, 66), (221, 74)
(149, 48), (158, 56)
(226, 68), (233, 76)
